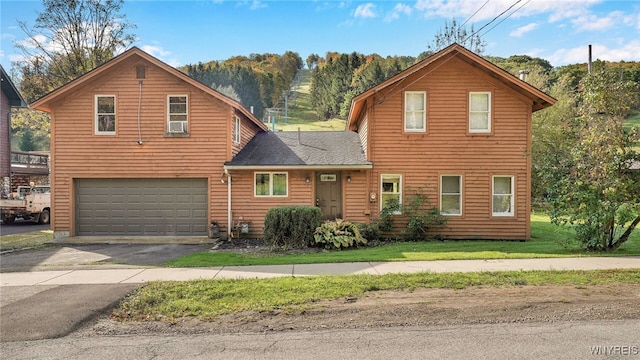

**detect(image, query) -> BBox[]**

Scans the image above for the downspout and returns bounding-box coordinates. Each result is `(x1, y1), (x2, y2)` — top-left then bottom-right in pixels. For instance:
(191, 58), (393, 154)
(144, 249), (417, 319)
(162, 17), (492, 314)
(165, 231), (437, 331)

(225, 168), (232, 239)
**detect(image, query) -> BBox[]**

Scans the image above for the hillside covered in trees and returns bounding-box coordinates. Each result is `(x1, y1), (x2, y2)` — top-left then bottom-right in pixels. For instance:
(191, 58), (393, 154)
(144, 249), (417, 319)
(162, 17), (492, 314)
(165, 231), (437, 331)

(179, 47), (640, 125)
(179, 52), (303, 120)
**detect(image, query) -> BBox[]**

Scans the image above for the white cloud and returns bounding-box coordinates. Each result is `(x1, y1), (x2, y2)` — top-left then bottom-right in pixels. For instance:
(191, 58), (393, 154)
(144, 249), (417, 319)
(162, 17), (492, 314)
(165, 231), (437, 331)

(572, 11), (624, 31)
(16, 34), (47, 50)
(385, 3), (413, 22)
(140, 44), (180, 66)
(623, 11), (640, 30)
(510, 22), (538, 37)
(1, 33), (16, 41)
(413, 0), (599, 23)
(547, 41), (640, 66)
(354, 3), (376, 19)
(140, 45), (170, 58)
(250, 0), (267, 10)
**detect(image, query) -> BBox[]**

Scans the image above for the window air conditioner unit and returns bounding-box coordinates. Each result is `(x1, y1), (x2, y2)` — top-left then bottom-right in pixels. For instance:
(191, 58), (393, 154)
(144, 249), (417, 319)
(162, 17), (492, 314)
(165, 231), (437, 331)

(169, 121), (187, 133)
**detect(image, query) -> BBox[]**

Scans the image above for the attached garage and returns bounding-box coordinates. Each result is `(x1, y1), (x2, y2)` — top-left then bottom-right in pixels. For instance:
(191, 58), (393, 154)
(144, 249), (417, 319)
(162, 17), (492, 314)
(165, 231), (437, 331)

(75, 178), (208, 236)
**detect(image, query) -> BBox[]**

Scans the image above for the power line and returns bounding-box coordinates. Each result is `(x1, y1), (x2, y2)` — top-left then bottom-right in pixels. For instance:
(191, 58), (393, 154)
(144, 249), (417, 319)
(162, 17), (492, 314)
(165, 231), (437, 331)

(479, 0), (532, 38)
(460, 0), (490, 27)
(463, 0), (522, 43)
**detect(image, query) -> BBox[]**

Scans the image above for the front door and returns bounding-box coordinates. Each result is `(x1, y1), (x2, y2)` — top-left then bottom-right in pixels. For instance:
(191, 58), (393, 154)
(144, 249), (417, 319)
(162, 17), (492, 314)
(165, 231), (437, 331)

(316, 172), (342, 220)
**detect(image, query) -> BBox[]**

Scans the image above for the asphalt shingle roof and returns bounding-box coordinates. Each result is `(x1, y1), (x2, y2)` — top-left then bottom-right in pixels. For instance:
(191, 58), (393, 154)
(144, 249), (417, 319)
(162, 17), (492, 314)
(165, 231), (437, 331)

(225, 131), (371, 168)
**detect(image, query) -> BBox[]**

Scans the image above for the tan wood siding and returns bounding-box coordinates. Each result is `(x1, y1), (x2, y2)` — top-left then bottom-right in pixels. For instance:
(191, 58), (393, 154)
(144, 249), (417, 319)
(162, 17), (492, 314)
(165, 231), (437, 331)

(48, 56), (246, 236)
(342, 170), (369, 224)
(358, 116), (368, 159)
(231, 114), (262, 157)
(365, 57), (532, 240)
(228, 169), (314, 237)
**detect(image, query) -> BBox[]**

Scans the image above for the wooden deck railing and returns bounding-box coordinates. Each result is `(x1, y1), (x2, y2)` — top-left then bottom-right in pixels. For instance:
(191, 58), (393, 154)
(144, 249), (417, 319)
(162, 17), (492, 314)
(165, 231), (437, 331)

(10, 151), (49, 168)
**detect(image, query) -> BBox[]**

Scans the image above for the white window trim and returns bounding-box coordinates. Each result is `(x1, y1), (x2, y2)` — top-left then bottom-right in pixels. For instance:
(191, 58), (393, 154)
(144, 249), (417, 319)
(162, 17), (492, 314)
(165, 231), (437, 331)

(469, 91), (491, 133)
(254, 172), (288, 197)
(233, 116), (241, 143)
(404, 91), (426, 132)
(95, 95), (116, 135)
(492, 175), (514, 216)
(167, 94), (189, 133)
(380, 174), (402, 214)
(440, 175), (462, 216)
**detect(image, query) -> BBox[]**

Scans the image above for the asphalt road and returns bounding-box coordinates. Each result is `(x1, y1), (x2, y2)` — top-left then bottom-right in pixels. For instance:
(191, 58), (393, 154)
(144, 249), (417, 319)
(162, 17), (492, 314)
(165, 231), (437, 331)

(0, 244), (209, 343)
(0, 220), (50, 236)
(1, 321), (638, 360)
(0, 284), (139, 342)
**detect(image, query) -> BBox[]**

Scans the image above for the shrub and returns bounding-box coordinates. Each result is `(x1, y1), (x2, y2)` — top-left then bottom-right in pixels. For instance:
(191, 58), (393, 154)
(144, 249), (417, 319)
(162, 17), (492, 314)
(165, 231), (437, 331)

(400, 187), (447, 241)
(313, 219), (367, 250)
(263, 206), (323, 250)
(357, 222), (382, 242)
(378, 197), (400, 232)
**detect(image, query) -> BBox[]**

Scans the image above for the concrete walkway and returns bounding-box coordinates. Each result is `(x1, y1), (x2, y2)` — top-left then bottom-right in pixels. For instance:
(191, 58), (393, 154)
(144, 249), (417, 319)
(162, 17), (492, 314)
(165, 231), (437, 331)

(2, 256), (640, 287)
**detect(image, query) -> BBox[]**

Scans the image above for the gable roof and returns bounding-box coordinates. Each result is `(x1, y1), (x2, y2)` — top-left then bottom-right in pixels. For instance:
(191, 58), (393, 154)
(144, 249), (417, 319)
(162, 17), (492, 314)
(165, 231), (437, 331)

(225, 131), (372, 169)
(347, 43), (557, 130)
(30, 47), (267, 131)
(1, 65), (28, 107)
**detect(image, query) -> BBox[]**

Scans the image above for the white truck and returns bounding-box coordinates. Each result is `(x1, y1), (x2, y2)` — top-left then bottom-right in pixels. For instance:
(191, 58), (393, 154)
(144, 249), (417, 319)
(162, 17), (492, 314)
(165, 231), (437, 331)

(0, 184), (51, 224)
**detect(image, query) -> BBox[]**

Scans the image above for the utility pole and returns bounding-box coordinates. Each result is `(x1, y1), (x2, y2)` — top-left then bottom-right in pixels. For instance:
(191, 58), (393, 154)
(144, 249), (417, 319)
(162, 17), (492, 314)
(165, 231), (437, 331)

(284, 90), (289, 124)
(588, 44), (592, 75)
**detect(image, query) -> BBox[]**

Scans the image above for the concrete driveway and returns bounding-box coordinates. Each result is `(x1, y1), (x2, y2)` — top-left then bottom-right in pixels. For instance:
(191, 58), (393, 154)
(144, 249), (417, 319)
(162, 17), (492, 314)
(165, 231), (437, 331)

(0, 243), (211, 272)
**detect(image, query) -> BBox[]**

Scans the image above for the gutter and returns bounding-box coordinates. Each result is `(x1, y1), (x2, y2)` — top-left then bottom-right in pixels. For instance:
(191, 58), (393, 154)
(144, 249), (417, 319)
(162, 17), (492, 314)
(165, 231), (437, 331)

(223, 164), (373, 171)
(225, 169), (232, 239)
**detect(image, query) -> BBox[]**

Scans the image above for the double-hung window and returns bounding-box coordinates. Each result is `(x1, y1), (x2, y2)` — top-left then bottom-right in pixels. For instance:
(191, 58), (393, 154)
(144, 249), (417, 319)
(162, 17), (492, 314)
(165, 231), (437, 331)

(167, 95), (188, 133)
(233, 116), (241, 143)
(492, 176), (514, 216)
(469, 92), (491, 133)
(381, 174), (402, 214)
(440, 175), (462, 215)
(255, 172), (288, 197)
(404, 91), (426, 132)
(95, 95), (116, 135)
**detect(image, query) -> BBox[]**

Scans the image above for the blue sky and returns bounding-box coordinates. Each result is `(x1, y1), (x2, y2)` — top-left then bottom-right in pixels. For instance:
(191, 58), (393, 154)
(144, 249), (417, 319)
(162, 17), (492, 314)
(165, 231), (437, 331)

(1, 0), (640, 72)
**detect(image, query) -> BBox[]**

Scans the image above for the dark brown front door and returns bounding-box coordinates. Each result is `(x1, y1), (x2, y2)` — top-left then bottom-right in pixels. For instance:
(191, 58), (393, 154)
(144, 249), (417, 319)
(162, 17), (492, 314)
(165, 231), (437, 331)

(316, 172), (342, 220)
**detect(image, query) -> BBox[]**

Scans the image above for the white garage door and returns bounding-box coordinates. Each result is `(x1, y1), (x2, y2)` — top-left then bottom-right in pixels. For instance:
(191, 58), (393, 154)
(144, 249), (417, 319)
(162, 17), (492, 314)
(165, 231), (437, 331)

(75, 178), (208, 236)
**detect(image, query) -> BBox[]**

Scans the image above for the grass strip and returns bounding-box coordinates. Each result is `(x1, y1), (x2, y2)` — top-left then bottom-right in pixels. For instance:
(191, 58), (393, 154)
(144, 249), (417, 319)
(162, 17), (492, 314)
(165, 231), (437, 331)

(166, 214), (640, 267)
(0, 230), (53, 251)
(114, 269), (640, 321)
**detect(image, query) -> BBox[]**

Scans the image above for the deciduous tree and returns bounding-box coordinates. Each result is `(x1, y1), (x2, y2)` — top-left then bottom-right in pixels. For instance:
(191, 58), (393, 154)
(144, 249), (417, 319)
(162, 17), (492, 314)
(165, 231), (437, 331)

(547, 64), (640, 250)
(15, 0), (136, 101)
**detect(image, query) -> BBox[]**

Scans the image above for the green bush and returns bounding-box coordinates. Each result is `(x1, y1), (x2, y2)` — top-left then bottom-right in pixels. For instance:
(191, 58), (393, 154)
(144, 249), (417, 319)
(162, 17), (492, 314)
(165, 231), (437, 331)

(400, 187), (447, 241)
(357, 222), (383, 241)
(263, 206), (323, 249)
(357, 198), (399, 242)
(314, 219), (367, 250)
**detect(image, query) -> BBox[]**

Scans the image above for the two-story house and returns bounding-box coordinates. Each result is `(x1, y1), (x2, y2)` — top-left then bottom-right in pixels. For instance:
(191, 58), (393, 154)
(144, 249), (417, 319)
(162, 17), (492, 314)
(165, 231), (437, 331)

(31, 47), (268, 238)
(346, 44), (556, 239)
(32, 44), (554, 241)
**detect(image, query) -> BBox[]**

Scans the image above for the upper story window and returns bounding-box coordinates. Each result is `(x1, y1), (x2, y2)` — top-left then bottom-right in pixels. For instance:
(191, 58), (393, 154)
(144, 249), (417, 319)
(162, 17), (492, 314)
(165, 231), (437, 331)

(381, 174), (402, 214)
(469, 92), (491, 133)
(404, 91), (426, 132)
(492, 175), (514, 216)
(255, 172), (288, 197)
(167, 95), (188, 134)
(440, 175), (462, 216)
(95, 95), (116, 135)
(233, 116), (241, 143)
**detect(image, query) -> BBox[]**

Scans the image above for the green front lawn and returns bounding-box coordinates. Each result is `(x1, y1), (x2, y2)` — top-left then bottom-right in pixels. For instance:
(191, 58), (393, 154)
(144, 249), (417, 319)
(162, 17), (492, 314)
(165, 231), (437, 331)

(166, 214), (640, 267)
